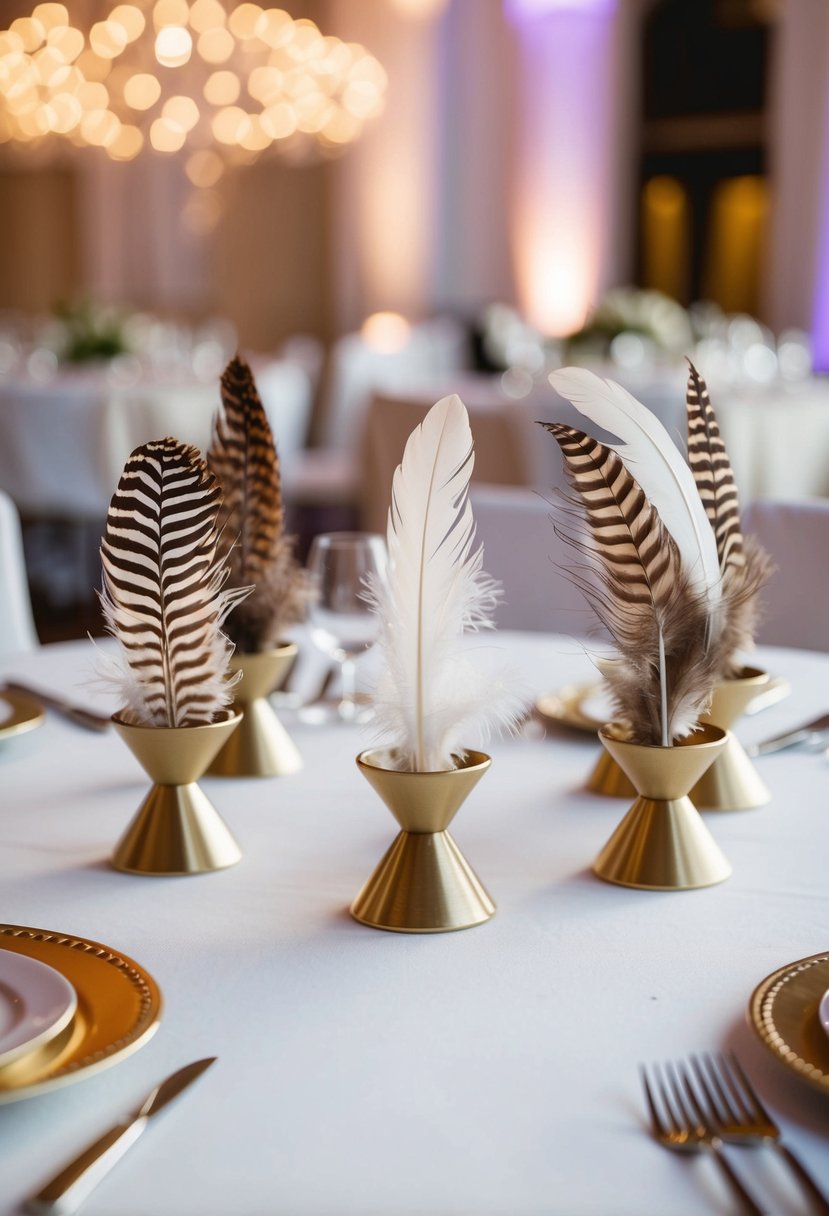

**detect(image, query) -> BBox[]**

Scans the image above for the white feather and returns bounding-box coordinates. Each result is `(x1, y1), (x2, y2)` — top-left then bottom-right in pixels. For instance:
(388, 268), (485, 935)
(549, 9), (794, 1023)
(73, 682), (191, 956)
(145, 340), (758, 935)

(367, 394), (524, 772)
(549, 367), (721, 605)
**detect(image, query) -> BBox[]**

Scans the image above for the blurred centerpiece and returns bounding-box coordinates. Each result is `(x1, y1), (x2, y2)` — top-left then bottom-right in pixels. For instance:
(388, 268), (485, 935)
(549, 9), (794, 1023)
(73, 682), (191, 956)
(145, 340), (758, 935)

(206, 354), (308, 777)
(0, 2), (386, 171)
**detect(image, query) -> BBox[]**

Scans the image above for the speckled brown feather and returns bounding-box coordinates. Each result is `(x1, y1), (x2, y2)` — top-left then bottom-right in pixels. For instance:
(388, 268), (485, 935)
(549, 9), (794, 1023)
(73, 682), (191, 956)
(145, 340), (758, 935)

(208, 355), (307, 652)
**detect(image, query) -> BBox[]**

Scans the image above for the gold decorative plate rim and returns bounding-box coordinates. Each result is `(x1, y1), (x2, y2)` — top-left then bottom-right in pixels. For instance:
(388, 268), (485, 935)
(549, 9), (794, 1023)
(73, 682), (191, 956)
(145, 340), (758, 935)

(748, 951), (829, 1094)
(0, 689), (45, 741)
(534, 682), (605, 734)
(0, 924), (162, 1103)
(535, 672), (791, 736)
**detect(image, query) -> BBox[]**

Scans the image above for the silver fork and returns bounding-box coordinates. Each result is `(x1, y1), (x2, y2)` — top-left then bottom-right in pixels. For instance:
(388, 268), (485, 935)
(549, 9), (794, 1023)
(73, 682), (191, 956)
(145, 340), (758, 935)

(691, 1052), (829, 1214)
(641, 1061), (764, 1214)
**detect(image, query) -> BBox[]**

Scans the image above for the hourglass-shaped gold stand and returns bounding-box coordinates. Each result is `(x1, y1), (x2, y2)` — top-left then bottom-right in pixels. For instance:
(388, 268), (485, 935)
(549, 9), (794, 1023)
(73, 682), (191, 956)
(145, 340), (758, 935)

(112, 712), (243, 875)
(689, 667), (771, 810)
(208, 645), (302, 777)
(593, 725), (731, 890)
(351, 749), (495, 933)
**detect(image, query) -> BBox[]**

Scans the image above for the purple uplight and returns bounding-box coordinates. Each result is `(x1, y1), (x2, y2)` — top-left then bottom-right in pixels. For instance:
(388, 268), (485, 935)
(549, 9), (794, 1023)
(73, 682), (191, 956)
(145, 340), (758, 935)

(507, 0), (618, 334)
(811, 79), (829, 371)
(505, 0), (615, 21)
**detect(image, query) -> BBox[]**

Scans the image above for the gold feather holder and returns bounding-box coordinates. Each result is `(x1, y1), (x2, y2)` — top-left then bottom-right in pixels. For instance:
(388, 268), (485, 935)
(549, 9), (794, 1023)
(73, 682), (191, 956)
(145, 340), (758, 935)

(112, 712), (243, 875)
(350, 749), (495, 933)
(585, 667), (771, 811)
(592, 724), (731, 890)
(689, 666), (770, 810)
(207, 645), (302, 778)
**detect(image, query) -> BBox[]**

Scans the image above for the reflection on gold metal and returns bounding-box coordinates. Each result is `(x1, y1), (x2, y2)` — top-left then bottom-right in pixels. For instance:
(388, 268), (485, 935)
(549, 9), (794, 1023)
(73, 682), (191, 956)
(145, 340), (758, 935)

(691, 667), (771, 810)
(112, 711), (242, 875)
(593, 725), (731, 890)
(351, 749), (495, 933)
(208, 645), (302, 778)
(0, 687), (44, 741)
(0, 924), (161, 1104)
(585, 748), (636, 798)
(749, 951), (829, 1096)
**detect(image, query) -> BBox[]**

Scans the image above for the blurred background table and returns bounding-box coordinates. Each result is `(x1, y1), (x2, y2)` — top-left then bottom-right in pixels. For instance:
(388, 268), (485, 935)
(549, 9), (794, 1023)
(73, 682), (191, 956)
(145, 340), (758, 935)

(0, 357), (313, 521)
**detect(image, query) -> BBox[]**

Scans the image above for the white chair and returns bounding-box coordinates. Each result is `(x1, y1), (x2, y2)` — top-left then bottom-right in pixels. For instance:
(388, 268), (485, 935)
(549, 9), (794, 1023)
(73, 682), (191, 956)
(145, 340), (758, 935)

(0, 489), (39, 654)
(320, 316), (470, 453)
(469, 485), (597, 635)
(742, 499), (829, 651)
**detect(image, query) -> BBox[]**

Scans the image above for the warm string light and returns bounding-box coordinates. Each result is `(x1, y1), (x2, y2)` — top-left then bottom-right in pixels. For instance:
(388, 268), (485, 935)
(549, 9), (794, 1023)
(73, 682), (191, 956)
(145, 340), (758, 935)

(0, 2), (387, 170)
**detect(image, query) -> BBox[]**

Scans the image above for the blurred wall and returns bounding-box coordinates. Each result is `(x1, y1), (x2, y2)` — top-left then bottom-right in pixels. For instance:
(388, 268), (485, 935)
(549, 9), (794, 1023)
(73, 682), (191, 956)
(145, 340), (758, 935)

(0, 167), (79, 312)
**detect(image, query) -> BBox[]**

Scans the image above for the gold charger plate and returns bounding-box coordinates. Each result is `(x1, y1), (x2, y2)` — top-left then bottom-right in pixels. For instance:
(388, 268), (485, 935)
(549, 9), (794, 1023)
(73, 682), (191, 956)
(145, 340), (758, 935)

(749, 951), (829, 1094)
(0, 689), (44, 742)
(0, 925), (162, 1103)
(534, 682), (604, 734)
(535, 674), (791, 736)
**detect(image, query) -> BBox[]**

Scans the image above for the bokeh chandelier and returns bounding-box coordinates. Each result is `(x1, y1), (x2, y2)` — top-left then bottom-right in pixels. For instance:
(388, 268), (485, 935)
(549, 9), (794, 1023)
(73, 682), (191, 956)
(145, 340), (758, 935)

(0, 1), (387, 175)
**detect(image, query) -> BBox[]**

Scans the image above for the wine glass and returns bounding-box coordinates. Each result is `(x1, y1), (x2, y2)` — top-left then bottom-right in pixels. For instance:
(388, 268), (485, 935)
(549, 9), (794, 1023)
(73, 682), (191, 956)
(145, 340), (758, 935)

(304, 532), (387, 722)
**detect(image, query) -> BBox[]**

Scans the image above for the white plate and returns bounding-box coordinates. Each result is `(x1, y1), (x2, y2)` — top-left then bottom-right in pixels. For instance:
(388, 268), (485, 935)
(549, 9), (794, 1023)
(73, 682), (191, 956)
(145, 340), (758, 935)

(0, 951), (77, 1069)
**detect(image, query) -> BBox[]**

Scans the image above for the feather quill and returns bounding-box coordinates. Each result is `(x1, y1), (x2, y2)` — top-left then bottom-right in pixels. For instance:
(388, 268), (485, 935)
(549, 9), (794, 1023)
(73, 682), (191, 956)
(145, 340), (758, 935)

(541, 422), (723, 746)
(686, 361), (772, 676)
(207, 355), (307, 652)
(549, 367), (721, 610)
(367, 393), (524, 772)
(99, 437), (250, 727)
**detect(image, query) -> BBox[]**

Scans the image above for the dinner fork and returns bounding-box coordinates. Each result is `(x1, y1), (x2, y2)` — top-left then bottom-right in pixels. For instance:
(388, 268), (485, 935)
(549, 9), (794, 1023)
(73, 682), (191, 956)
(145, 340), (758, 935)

(641, 1062), (764, 1214)
(691, 1052), (829, 1214)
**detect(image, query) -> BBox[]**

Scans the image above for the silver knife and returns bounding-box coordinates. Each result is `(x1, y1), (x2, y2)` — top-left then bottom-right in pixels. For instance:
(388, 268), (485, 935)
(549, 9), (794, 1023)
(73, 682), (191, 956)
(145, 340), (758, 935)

(26, 1058), (216, 1216)
(747, 712), (829, 756)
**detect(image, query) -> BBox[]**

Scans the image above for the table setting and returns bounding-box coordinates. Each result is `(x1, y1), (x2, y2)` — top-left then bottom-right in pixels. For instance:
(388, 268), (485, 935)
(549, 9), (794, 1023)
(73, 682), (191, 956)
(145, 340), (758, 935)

(2, 360), (829, 1215)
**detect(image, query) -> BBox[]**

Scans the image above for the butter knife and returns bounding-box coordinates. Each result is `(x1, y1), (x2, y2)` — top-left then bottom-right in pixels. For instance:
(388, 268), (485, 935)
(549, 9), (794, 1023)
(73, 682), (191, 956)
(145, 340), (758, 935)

(26, 1058), (216, 1215)
(3, 680), (112, 733)
(747, 711), (829, 756)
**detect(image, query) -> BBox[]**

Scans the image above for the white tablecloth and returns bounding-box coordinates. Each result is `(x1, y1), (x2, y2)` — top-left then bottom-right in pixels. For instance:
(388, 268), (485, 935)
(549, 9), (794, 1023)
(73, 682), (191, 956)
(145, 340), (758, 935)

(715, 380), (829, 502)
(2, 634), (829, 1215)
(0, 359), (312, 520)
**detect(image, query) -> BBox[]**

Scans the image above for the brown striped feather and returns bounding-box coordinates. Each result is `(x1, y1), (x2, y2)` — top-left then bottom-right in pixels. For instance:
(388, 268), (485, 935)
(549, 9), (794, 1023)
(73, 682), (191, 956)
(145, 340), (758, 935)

(207, 355), (307, 652)
(685, 362), (773, 675)
(99, 437), (250, 727)
(542, 422), (722, 745)
(686, 361), (744, 573)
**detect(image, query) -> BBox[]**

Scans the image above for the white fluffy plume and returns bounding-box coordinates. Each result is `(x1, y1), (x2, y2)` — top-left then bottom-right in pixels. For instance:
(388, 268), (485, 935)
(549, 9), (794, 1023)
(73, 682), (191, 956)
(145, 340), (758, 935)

(549, 367), (721, 609)
(367, 394), (524, 772)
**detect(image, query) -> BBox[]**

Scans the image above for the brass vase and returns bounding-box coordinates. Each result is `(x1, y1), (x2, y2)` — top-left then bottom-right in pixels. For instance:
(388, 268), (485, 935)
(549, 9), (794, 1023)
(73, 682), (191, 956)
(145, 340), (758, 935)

(207, 645), (302, 778)
(585, 748), (636, 798)
(689, 666), (771, 811)
(593, 724), (731, 890)
(351, 749), (495, 933)
(112, 712), (243, 875)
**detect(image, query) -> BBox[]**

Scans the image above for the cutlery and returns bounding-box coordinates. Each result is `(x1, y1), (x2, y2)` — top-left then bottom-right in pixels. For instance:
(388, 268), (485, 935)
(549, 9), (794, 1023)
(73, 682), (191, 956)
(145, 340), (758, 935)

(3, 681), (112, 733)
(26, 1057), (216, 1215)
(690, 1052), (829, 1214)
(641, 1061), (764, 1214)
(746, 711), (829, 757)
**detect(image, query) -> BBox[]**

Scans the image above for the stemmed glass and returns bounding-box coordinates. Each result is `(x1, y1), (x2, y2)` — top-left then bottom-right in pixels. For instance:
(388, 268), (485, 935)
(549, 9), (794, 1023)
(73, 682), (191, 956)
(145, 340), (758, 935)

(303, 532), (387, 722)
